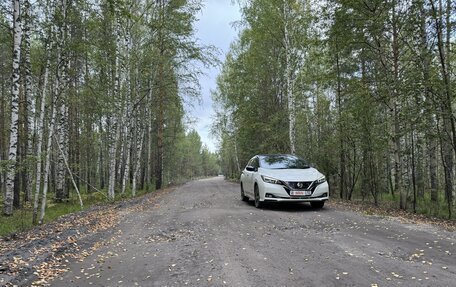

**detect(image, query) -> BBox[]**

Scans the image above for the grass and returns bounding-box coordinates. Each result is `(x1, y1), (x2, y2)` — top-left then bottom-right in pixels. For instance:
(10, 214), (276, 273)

(0, 186), (156, 237)
(0, 201), (83, 237)
(368, 191), (455, 219)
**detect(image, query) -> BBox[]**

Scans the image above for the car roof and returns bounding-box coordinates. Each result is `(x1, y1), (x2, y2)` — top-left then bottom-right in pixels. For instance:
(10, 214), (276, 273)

(257, 154), (296, 158)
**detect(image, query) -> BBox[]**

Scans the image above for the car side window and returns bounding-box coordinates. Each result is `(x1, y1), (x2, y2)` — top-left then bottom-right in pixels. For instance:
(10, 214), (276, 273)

(247, 158), (255, 168)
(253, 157), (260, 169)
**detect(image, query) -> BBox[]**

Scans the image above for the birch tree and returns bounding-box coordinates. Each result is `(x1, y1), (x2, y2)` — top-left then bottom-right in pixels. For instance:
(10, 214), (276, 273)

(283, 0), (308, 155)
(38, 94), (57, 224)
(55, 0), (69, 202)
(4, 0), (22, 216)
(23, 0), (34, 202)
(32, 41), (51, 224)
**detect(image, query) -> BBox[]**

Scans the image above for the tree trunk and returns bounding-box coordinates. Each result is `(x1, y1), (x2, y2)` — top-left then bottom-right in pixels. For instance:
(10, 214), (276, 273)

(391, 0), (405, 210)
(420, 1), (439, 203)
(411, 129), (417, 213)
(145, 81), (153, 190)
(156, 75), (164, 190)
(54, 133), (83, 209)
(23, 0), (34, 203)
(4, 0), (22, 216)
(55, 0), (69, 202)
(108, 117), (120, 200)
(33, 44), (51, 224)
(0, 67), (5, 198)
(233, 133), (241, 173)
(445, 0), (454, 207)
(156, 0), (165, 190)
(38, 93), (57, 225)
(107, 9), (123, 200)
(284, 1), (296, 155)
(145, 116), (152, 189)
(335, 46), (346, 199)
(121, 123), (132, 195)
(430, 0), (454, 218)
(55, 101), (68, 201)
(132, 129), (145, 196)
(99, 120), (105, 189)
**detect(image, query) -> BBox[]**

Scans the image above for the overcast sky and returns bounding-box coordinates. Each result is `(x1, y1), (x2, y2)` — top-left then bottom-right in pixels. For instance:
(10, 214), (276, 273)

(188, 0), (241, 152)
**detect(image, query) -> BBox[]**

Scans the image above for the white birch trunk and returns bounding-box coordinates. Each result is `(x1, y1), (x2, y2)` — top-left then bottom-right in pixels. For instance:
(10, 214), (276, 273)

(32, 42), (51, 224)
(39, 95), (57, 225)
(116, 129), (125, 181)
(121, 126), (132, 194)
(55, 0), (69, 202)
(108, 118), (120, 200)
(145, 82), (153, 186)
(132, 129), (145, 196)
(107, 11), (123, 200)
(55, 100), (68, 200)
(120, 17), (134, 195)
(24, 0), (35, 202)
(284, 1), (296, 155)
(146, 123), (152, 186)
(4, 0), (22, 215)
(131, 64), (144, 196)
(233, 133), (241, 173)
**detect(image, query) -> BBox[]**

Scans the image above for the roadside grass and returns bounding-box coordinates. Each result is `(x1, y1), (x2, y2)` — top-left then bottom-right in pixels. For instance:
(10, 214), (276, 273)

(0, 186), (156, 237)
(378, 192), (454, 219)
(332, 191), (455, 230)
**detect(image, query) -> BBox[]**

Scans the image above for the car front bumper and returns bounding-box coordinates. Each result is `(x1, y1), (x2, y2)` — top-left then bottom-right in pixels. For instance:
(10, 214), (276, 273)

(260, 181), (329, 203)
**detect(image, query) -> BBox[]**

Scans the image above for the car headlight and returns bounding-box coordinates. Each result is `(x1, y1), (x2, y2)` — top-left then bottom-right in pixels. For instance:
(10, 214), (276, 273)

(261, 175), (284, 185)
(315, 176), (326, 185)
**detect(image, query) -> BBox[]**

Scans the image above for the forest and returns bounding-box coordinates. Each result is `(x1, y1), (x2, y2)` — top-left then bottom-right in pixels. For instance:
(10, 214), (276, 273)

(1, 0), (455, 235)
(0, 0), (219, 229)
(213, 0), (456, 218)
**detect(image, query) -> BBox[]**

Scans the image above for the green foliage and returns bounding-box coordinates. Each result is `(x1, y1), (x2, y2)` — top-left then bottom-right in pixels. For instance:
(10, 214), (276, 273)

(213, 0), (455, 218)
(165, 129), (220, 184)
(0, 192), (94, 236)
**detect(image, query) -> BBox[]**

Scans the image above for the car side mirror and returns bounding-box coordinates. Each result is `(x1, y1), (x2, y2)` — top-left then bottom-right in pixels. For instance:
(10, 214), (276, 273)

(246, 166), (256, 172)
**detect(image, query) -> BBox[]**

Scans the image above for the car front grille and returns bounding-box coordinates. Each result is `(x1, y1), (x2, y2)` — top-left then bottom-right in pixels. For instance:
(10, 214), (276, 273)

(287, 181), (313, 190)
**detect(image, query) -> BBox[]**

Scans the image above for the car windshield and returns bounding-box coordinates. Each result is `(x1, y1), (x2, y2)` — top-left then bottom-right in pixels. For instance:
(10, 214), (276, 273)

(259, 155), (310, 169)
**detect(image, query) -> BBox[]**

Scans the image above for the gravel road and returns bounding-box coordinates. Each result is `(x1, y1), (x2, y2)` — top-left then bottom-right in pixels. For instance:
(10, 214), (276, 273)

(51, 177), (455, 287)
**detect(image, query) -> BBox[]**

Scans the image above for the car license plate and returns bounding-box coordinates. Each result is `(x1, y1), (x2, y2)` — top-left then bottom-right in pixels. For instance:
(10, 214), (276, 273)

(291, 190), (311, 196)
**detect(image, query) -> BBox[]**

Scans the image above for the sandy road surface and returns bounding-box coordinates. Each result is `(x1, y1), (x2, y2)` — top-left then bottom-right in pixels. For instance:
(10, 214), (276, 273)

(51, 177), (455, 287)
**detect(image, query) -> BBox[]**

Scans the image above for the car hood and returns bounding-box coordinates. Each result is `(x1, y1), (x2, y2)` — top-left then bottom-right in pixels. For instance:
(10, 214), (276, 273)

(258, 167), (323, 182)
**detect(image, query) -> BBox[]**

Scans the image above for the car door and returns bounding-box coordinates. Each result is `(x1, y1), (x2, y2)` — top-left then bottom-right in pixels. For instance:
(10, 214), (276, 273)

(250, 157), (260, 194)
(247, 157), (261, 196)
(243, 157), (256, 196)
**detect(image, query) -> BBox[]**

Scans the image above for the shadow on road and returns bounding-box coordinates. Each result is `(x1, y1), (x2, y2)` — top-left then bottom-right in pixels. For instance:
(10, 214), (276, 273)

(242, 200), (331, 213)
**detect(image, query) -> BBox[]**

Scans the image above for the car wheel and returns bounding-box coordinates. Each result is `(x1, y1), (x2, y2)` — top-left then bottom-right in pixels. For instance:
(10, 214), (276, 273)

(240, 183), (249, 202)
(311, 201), (325, 209)
(254, 185), (262, 208)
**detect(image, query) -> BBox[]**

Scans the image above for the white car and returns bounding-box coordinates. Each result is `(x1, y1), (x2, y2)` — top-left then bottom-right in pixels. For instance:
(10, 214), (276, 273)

(240, 154), (329, 208)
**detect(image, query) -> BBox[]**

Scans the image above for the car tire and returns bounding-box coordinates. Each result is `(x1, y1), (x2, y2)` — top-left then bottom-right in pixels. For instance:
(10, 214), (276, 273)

(241, 183), (249, 202)
(254, 185), (262, 208)
(311, 201), (325, 209)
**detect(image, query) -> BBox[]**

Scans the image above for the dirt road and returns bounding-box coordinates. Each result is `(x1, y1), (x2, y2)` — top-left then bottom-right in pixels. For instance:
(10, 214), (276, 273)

(51, 177), (455, 287)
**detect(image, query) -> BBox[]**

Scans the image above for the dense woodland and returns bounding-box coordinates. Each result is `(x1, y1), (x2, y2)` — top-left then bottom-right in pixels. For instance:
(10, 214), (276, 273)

(0, 0), (220, 223)
(1, 0), (455, 227)
(213, 0), (455, 218)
